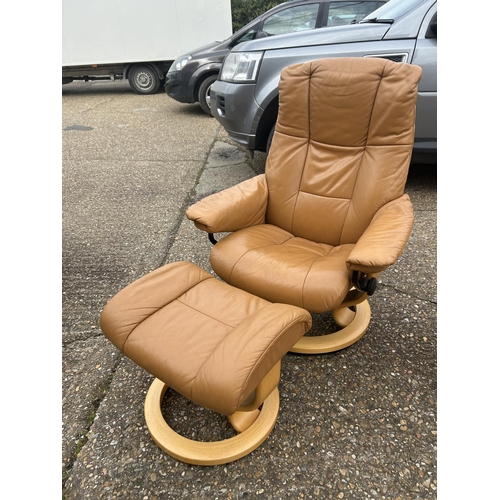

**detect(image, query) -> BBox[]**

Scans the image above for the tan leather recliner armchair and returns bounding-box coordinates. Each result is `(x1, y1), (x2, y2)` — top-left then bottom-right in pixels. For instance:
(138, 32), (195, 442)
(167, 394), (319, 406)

(187, 57), (422, 354)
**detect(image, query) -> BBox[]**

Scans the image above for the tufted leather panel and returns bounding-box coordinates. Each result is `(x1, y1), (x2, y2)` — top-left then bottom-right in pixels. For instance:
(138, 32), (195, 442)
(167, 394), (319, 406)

(266, 57), (421, 246)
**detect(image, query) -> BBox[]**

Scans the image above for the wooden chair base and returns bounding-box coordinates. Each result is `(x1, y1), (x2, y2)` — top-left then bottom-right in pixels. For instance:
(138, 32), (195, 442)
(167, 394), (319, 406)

(289, 300), (371, 354)
(144, 378), (280, 466)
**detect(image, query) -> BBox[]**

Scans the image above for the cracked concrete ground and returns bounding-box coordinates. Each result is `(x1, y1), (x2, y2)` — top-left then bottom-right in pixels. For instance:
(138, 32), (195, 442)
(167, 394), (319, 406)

(62, 79), (436, 499)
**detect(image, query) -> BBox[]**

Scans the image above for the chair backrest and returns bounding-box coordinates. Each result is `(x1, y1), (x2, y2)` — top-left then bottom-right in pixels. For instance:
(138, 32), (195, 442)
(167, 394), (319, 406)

(265, 57), (422, 246)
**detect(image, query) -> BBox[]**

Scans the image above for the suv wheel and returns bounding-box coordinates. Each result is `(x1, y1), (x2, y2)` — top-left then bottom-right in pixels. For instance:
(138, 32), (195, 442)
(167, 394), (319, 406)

(198, 75), (218, 116)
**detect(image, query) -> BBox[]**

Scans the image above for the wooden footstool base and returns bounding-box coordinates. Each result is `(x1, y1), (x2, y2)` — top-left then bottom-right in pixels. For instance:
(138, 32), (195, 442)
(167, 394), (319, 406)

(100, 261), (312, 465)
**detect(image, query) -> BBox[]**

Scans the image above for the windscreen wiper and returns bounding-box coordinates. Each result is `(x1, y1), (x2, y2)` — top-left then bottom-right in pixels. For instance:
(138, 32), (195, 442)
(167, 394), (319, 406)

(359, 17), (394, 24)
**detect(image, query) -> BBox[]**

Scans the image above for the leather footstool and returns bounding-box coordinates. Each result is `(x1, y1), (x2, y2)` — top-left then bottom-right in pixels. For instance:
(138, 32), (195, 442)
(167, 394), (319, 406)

(100, 261), (312, 465)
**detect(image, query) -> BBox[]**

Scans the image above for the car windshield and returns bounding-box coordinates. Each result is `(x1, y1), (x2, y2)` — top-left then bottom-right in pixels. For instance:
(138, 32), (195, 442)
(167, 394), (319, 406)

(361, 0), (426, 22)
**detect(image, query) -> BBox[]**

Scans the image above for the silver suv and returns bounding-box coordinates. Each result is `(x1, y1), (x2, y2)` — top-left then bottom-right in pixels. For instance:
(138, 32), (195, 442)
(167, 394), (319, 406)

(211, 0), (437, 163)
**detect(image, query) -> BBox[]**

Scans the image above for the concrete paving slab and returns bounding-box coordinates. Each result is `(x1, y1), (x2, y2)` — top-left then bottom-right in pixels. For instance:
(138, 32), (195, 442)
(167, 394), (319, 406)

(62, 158), (204, 343)
(62, 338), (121, 476)
(62, 81), (218, 163)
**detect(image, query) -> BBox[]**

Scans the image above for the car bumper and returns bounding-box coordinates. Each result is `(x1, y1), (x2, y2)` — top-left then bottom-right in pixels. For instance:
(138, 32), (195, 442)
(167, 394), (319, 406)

(210, 80), (263, 150)
(165, 71), (194, 104)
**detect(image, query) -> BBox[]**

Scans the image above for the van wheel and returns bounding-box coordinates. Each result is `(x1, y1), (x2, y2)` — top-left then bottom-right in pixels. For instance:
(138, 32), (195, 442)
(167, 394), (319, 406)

(129, 65), (161, 94)
(266, 124), (276, 154)
(198, 75), (218, 115)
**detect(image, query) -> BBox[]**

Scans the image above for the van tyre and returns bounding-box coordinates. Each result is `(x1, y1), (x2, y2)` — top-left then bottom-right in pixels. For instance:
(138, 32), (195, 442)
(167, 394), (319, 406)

(198, 75), (218, 115)
(129, 64), (161, 94)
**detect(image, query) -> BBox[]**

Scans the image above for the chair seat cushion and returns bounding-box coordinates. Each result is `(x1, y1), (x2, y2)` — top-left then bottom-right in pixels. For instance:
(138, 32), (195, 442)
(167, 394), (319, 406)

(210, 225), (355, 313)
(100, 261), (311, 415)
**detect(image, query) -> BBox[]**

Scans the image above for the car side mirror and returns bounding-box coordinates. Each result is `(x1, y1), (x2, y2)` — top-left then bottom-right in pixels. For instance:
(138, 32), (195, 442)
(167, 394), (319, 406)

(256, 30), (269, 39)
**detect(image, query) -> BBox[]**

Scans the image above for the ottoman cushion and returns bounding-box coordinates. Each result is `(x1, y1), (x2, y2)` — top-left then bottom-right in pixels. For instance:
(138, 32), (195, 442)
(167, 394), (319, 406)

(100, 261), (312, 415)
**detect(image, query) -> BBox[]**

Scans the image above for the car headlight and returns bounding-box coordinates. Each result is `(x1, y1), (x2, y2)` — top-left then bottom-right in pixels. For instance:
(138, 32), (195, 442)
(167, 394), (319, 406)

(172, 55), (192, 72)
(220, 52), (263, 83)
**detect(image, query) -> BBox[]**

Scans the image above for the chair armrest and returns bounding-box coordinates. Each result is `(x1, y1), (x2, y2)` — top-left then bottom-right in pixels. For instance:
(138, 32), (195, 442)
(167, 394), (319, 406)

(185, 174), (268, 233)
(347, 195), (414, 274)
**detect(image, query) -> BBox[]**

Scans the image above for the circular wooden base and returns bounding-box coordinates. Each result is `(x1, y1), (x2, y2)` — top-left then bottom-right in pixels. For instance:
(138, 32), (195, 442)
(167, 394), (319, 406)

(144, 379), (280, 465)
(290, 300), (371, 354)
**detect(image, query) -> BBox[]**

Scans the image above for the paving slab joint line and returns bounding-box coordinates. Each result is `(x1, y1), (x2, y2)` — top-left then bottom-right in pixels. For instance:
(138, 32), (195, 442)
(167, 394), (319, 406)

(62, 352), (124, 490)
(373, 282), (437, 305)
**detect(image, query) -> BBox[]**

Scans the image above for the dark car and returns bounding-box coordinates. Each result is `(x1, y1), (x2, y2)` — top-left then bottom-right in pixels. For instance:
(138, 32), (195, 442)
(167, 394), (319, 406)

(211, 0), (437, 163)
(165, 0), (386, 114)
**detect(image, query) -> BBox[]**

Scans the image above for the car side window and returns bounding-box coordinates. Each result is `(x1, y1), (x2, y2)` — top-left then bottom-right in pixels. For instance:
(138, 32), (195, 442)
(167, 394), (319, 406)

(327, 1), (382, 26)
(262, 4), (320, 36)
(425, 12), (437, 38)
